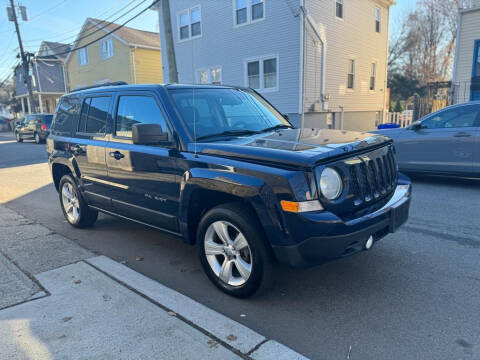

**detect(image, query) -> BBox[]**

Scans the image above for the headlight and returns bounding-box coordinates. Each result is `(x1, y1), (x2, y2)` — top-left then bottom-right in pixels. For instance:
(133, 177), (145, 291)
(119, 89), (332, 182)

(319, 167), (343, 200)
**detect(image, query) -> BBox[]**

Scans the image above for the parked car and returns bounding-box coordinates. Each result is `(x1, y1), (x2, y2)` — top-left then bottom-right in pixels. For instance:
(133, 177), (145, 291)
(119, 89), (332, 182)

(0, 117), (9, 132)
(375, 102), (480, 177)
(47, 83), (411, 297)
(15, 113), (54, 143)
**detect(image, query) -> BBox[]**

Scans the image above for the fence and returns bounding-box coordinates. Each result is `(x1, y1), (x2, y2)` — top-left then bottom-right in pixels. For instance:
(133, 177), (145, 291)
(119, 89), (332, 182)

(451, 80), (480, 104)
(387, 111), (413, 127)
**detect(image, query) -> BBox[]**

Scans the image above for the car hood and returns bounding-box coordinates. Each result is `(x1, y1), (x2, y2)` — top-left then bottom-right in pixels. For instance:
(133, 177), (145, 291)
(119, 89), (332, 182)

(371, 128), (407, 140)
(189, 128), (392, 169)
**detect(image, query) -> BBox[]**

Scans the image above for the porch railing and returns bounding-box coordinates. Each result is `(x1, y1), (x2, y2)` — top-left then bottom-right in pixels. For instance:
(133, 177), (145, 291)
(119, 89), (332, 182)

(387, 111), (413, 128)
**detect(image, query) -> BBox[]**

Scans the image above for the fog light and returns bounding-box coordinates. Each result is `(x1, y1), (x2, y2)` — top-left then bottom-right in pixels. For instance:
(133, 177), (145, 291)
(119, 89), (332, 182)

(365, 236), (374, 249)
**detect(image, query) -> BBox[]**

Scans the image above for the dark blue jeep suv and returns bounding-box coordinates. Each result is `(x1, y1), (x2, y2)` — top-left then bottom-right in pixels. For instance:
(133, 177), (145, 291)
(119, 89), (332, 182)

(47, 83), (411, 297)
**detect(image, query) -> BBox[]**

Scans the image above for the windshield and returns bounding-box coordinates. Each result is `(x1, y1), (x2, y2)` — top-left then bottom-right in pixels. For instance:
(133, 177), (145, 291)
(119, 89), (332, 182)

(169, 88), (291, 140)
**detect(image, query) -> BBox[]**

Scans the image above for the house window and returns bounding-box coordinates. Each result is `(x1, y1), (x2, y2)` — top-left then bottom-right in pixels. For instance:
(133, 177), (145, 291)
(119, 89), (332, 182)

(375, 8), (381, 33)
(347, 59), (355, 89)
(178, 6), (202, 41)
(100, 38), (114, 60)
(78, 47), (89, 66)
(474, 41), (480, 77)
(336, 0), (343, 19)
(246, 56), (278, 91)
(234, 0), (264, 26)
(370, 62), (376, 91)
(196, 67), (222, 85)
(235, 0), (247, 24)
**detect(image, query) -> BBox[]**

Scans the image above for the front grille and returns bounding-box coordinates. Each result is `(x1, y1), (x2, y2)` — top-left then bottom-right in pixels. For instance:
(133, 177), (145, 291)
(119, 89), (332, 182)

(350, 146), (397, 206)
(317, 144), (398, 217)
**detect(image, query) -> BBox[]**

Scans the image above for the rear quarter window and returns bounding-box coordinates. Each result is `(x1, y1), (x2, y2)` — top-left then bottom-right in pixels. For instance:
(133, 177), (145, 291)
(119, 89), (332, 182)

(51, 95), (82, 136)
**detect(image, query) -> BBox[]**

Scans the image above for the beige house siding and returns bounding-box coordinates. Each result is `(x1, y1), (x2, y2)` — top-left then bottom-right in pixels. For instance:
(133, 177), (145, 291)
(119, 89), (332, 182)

(132, 48), (163, 84)
(453, 9), (480, 84)
(304, 0), (389, 128)
(66, 24), (133, 89)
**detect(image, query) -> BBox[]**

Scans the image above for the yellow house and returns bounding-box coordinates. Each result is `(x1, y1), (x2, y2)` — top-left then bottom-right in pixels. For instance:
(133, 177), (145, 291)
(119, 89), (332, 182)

(66, 18), (162, 90)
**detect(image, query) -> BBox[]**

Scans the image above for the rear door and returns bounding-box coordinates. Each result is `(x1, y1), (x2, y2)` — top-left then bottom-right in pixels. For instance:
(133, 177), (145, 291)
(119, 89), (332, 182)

(106, 91), (180, 232)
(395, 104), (479, 174)
(72, 94), (113, 209)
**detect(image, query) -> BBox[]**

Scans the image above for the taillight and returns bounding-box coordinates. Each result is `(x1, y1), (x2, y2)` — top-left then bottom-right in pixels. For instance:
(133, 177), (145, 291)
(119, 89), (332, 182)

(41, 123), (47, 131)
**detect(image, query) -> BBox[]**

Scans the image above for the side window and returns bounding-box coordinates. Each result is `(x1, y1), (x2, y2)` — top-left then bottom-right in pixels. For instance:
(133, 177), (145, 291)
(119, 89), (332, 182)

(78, 98), (91, 133)
(77, 96), (111, 134)
(115, 95), (167, 138)
(51, 95), (82, 136)
(86, 97), (110, 133)
(422, 106), (479, 129)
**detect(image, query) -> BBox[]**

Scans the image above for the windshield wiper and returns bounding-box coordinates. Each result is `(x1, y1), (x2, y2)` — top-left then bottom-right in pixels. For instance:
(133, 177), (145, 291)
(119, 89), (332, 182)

(259, 124), (292, 133)
(196, 129), (260, 141)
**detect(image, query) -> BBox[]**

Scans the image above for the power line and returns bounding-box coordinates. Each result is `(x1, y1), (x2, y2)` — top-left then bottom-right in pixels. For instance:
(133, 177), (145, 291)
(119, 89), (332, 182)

(23, 0), (140, 45)
(51, 0), (159, 57)
(28, 0), (70, 22)
(40, 0), (149, 55)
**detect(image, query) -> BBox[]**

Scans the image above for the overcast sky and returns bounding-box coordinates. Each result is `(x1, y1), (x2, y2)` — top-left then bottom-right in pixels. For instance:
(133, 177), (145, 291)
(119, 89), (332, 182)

(0, 0), (416, 84)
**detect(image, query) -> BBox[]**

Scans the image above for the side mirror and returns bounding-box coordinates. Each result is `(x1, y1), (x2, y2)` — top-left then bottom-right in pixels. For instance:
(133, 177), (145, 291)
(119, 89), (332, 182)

(132, 123), (170, 145)
(409, 122), (422, 131)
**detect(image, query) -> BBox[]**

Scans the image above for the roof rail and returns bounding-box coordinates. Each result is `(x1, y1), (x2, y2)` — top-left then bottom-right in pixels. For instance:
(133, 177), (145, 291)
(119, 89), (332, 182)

(70, 81), (128, 93)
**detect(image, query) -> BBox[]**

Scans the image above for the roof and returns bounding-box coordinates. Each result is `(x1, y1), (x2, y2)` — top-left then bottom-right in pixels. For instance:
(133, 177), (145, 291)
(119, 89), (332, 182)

(65, 83), (243, 95)
(88, 18), (160, 48)
(42, 41), (72, 59)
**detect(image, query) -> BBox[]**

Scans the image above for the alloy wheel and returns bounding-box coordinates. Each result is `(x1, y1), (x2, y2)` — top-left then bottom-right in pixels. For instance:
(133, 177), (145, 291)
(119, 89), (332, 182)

(61, 182), (80, 223)
(204, 220), (252, 286)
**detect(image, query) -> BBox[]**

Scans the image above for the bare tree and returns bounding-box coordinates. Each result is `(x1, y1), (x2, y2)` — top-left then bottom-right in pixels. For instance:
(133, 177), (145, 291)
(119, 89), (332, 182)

(389, 0), (460, 85)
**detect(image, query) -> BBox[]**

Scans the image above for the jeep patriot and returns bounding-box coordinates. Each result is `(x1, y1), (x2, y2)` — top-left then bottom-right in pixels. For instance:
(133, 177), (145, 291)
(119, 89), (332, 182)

(47, 83), (411, 297)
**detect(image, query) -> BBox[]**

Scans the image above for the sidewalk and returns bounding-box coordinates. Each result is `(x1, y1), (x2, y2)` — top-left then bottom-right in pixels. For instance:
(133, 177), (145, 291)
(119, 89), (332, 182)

(0, 204), (307, 359)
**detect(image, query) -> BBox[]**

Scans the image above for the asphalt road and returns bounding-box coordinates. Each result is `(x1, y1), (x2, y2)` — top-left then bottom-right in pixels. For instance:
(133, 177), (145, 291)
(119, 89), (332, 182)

(1, 132), (480, 360)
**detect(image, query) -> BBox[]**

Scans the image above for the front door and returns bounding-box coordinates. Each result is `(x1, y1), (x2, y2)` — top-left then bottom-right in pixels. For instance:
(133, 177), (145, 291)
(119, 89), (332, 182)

(72, 94), (113, 209)
(395, 104), (480, 175)
(106, 92), (180, 232)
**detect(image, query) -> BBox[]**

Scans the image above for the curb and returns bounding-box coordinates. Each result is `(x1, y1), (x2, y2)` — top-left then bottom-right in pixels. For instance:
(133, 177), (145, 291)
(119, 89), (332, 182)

(86, 256), (308, 359)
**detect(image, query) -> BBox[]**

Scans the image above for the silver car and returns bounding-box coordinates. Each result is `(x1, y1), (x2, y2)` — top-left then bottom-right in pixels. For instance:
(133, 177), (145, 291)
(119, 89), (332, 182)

(376, 102), (480, 177)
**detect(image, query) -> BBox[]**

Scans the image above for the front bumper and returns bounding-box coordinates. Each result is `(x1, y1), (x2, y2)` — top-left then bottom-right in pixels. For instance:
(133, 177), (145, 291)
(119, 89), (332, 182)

(272, 180), (411, 268)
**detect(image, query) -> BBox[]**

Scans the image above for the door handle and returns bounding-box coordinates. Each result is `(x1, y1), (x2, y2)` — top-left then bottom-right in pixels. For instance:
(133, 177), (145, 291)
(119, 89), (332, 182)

(109, 151), (125, 160)
(70, 144), (83, 153)
(453, 132), (472, 138)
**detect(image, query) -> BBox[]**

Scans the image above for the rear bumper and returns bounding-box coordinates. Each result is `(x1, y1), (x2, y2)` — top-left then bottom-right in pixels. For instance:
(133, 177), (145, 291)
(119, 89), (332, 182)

(272, 179), (411, 268)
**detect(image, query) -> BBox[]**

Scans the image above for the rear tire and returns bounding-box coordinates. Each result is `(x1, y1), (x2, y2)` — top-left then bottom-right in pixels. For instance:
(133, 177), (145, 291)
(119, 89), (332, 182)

(15, 132), (22, 142)
(197, 203), (274, 298)
(59, 174), (98, 228)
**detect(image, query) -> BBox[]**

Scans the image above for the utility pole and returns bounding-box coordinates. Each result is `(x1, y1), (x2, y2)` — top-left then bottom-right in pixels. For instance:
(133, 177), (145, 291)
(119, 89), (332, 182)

(157, 0), (178, 83)
(8, 0), (35, 114)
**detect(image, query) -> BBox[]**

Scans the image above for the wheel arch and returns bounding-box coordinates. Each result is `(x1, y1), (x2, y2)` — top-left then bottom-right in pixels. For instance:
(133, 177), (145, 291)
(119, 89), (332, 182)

(178, 168), (283, 248)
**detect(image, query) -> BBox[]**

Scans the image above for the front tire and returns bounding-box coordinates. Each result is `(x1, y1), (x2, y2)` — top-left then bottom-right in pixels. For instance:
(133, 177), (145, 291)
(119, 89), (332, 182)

(15, 132), (22, 142)
(197, 203), (273, 298)
(59, 175), (98, 228)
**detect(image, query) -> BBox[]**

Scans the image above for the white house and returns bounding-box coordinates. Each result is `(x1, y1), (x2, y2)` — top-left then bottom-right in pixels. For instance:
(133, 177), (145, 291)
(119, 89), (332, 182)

(155, 0), (394, 131)
(452, 0), (480, 103)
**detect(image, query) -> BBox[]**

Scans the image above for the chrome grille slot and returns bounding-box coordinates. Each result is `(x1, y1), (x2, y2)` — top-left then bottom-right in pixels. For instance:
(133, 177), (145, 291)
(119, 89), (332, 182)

(347, 145), (397, 207)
